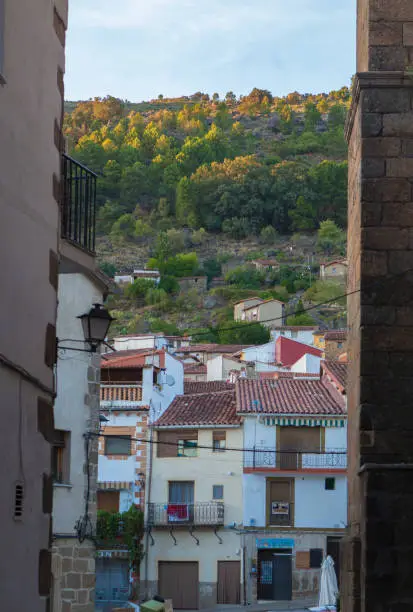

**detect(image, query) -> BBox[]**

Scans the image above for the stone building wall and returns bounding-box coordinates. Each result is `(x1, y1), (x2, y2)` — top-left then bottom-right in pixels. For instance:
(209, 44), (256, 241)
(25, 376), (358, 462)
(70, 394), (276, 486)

(51, 539), (96, 612)
(343, 1), (413, 611)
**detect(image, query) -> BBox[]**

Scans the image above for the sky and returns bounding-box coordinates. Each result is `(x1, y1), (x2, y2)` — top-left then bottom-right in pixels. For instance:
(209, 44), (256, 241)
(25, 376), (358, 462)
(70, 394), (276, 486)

(66, 0), (357, 102)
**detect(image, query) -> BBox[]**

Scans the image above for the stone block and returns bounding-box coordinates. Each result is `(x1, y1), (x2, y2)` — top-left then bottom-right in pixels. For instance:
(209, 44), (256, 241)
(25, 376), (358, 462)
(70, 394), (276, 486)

(361, 251), (388, 276)
(362, 178), (411, 202)
(370, 0), (413, 21)
(362, 137), (401, 157)
(383, 112), (413, 136)
(77, 589), (89, 604)
(387, 157), (413, 177)
(369, 46), (406, 70)
(370, 21), (403, 45)
(388, 251), (413, 274)
(403, 22), (413, 45)
(396, 306), (413, 325)
(61, 589), (76, 601)
(62, 557), (73, 573)
(381, 202), (413, 226)
(74, 559), (89, 573)
(363, 89), (410, 113)
(361, 305), (395, 325)
(62, 602), (71, 612)
(362, 158), (386, 178)
(362, 113), (383, 137)
(401, 139), (413, 157)
(362, 202), (382, 225)
(65, 573), (81, 589)
(362, 227), (408, 249)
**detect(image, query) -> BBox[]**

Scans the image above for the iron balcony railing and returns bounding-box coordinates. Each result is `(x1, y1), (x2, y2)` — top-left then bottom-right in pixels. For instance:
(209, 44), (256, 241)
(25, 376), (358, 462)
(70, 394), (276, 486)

(243, 447), (347, 470)
(147, 502), (224, 527)
(61, 153), (97, 253)
(100, 383), (143, 405)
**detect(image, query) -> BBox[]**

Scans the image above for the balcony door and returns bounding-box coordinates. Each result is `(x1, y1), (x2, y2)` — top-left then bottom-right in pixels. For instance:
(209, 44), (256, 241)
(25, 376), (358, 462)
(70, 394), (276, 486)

(168, 481), (194, 523)
(267, 479), (293, 526)
(279, 427), (321, 470)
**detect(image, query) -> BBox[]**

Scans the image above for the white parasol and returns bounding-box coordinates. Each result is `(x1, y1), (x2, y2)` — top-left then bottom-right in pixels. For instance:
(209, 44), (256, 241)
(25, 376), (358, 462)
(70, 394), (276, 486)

(318, 555), (339, 608)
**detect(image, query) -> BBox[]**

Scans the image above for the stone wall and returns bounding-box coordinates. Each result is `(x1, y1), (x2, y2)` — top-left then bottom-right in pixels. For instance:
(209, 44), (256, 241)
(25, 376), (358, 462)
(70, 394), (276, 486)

(51, 539), (96, 612)
(343, 1), (413, 610)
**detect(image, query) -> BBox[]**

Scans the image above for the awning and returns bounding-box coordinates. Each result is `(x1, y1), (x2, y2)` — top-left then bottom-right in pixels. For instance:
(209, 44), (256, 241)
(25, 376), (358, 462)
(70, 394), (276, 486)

(97, 481), (133, 491)
(264, 417), (346, 428)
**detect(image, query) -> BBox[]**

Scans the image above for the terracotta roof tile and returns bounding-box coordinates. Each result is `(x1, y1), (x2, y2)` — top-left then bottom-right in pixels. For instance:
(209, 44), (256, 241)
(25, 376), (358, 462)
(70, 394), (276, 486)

(324, 330), (347, 342)
(259, 371), (319, 380)
(101, 349), (165, 369)
(204, 345), (250, 354)
(321, 361), (347, 393)
(184, 381), (235, 395)
(236, 378), (345, 415)
(183, 364), (207, 375)
(153, 391), (240, 427)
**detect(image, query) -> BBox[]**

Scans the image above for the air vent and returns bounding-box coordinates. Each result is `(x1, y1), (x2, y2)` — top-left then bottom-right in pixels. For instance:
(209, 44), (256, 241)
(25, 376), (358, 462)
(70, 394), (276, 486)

(14, 482), (24, 520)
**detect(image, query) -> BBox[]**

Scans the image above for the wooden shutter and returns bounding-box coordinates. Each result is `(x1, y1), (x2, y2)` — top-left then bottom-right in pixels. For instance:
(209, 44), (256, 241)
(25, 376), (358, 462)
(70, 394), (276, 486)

(295, 551), (310, 569)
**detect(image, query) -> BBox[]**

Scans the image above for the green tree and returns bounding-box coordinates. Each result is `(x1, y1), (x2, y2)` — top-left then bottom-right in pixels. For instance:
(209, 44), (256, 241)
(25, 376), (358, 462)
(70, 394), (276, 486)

(304, 102), (322, 132)
(317, 220), (346, 255)
(225, 266), (264, 289)
(260, 225), (278, 244)
(176, 177), (197, 227)
(127, 279), (156, 299)
(100, 262), (116, 278)
(217, 321), (270, 345)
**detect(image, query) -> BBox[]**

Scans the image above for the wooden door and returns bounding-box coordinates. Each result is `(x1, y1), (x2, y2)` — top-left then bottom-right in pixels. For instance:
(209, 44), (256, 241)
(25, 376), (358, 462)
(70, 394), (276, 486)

(159, 561), (199, 609)
(217, 561), (240, 604)
(97, 491), (120, 512)
(268, 480), (293, 526)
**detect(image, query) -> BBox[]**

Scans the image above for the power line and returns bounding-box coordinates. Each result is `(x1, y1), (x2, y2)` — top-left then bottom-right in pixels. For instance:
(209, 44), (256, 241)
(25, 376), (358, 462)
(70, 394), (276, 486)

(187, 289), (355, 340)
(96, 432), (347, 455)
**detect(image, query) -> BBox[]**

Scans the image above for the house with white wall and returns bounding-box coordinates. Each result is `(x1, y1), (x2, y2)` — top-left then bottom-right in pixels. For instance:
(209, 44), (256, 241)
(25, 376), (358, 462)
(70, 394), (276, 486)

(112, 333), (168, 352)
(96, 349), (183, 601)
(271, 327), (318, 346)
(142, 390), (243, 609)
(243, 299), (285, 328)
(236, 374), (347, 603)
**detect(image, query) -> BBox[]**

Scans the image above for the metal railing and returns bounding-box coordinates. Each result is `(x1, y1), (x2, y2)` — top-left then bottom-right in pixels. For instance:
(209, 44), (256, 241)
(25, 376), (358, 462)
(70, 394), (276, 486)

(243, 447), (347, 470)
(61, 154), (97, 253)
(100, 384), (143, 404)
(147, 502), (224, 527)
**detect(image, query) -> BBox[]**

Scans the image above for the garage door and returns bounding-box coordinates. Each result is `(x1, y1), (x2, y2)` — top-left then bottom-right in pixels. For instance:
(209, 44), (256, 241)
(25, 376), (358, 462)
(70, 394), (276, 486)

(159, 561), (199, 609)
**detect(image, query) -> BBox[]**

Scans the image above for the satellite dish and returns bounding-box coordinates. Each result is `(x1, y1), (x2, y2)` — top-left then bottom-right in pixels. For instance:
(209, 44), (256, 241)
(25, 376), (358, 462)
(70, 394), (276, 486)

(165, 375), (176, 387)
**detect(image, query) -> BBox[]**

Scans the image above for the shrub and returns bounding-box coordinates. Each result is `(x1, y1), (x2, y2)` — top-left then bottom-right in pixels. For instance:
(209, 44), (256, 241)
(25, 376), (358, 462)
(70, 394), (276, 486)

(225, 266), (265, 289)
(260, 225), (278, 245)
(126, 279), (156, 299)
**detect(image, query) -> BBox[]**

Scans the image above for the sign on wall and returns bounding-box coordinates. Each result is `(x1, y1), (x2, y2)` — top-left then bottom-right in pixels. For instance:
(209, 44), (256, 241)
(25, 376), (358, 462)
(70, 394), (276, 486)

(271, 502), (289, 515)
(256, 538), (295, 549)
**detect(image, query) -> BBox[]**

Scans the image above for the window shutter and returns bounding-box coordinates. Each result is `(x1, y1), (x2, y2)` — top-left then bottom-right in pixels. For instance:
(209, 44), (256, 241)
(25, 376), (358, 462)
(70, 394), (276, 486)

(295, 551), (310, 569)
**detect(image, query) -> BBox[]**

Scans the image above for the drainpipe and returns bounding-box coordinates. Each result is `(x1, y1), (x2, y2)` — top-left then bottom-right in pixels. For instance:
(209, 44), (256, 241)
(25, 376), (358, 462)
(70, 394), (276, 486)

(144, 423), (154, 601)
(242, 545), (247, 606)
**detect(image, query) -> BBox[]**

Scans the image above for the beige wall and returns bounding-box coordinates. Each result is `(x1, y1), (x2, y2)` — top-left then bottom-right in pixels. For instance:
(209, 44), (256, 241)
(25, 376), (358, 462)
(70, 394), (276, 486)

(0, 1), (67, 610)
(321, 263), (348, 280)
(145, 427), (243, 596)
(234, 299), (262, 321)
(245, 301), (284, 328)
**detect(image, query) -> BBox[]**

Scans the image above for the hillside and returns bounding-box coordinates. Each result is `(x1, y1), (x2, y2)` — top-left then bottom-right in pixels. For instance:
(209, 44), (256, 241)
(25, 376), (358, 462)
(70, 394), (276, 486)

(64, 88), (350, 338)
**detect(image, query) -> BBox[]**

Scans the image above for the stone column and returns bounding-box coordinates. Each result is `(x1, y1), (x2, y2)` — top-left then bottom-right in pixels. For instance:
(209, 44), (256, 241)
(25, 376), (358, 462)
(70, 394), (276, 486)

(344, 1), (413, 611)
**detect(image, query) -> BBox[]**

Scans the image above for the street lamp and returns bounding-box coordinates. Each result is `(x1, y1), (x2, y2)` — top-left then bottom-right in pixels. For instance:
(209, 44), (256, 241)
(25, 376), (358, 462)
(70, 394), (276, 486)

(78, 303), (115, 352)
(58, 303), (115, 353)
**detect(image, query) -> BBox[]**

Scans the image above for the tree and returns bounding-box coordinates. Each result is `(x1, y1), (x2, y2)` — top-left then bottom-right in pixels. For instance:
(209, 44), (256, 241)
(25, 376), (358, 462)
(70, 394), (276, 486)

(217, 321), (270, 345)
(127, 279), (156, 299)
(225, 266), (264, 289)
(260, 225), (278, 244)
(316, 220), (346, 255)
(225, 91), (237, 106)
(176, 177), (197, 227)
(212, 93), (220, 103)
(304, 102), (322, 132)
(100, 262), (116, 278)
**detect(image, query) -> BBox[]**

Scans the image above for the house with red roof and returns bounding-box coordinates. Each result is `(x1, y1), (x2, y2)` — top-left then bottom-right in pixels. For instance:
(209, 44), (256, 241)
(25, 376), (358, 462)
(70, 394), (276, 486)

(275, 335), (323, 368)
(237, 371), (347, 603)
(142, 388), (243, 608)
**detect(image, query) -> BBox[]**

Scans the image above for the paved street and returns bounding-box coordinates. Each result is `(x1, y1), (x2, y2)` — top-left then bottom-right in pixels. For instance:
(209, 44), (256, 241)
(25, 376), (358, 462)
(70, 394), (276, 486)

(188, 600), (317, 612)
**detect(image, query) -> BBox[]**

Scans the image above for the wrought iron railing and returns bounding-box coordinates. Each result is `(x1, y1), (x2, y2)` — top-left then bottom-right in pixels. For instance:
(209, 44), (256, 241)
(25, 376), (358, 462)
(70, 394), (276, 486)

(61, 154), (97, 253)
(243, 447), (347, 470)
(100, 384), (143, 404)
(147, 502), (224, 527)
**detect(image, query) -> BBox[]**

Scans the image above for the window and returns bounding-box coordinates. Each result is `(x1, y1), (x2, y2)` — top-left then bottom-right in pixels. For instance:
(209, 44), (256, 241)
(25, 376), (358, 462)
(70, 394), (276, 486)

(337, 342), (343, 349)
(213, 431), (226, 452)
(97, 491), (120, 512)
(105, 435), (131, 456)
(178, 439), (198, 457)
(52, 431), (71, 484)
(213, 485), (224, 500)
(169, 481), (194, 503)
(310, 548), (323, 569)
(325, 477), (336, 491)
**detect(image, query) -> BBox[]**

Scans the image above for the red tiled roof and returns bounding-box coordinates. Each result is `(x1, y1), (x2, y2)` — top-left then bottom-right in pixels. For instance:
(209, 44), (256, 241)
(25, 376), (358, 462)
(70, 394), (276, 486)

(101, 349), (165, 369)
(205, 345), (249, 354)
(324, 330), (347, 342)
(236, 378), (345, 415)
(273, 326), (319, 331)
(176, 344), (218, 353)
(275, 336), (323, 368)
(259, 371), (319, 380)
(321, 361), (347, 393)
(184, 381), (235, 395)
(153, 391), (240, 427)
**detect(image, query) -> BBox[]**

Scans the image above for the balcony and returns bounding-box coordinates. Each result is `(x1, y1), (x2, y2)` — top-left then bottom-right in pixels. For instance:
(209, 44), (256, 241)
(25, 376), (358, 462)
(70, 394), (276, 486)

(244, 447), (347, 472)
(61, 154), (97, 254)
(147, 502), (224, 527)
(100, 383), (143, 408)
